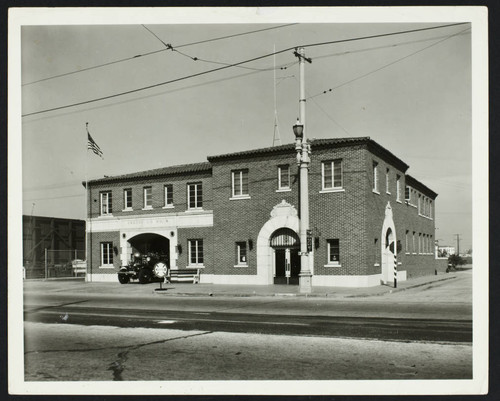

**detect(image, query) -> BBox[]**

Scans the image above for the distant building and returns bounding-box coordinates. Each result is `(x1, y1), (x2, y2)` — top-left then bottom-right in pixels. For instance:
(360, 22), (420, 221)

(437, 246), (456, 258)
(85, 137), (437, 287)
(23, 215), (86, 273)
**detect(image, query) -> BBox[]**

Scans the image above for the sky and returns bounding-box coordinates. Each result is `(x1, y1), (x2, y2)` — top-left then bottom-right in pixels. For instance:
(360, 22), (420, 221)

(18, 10), (475, 251)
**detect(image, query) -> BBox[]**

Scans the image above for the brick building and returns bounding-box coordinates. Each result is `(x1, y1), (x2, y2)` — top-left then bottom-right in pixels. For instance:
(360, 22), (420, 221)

(85, 137), (437, 287)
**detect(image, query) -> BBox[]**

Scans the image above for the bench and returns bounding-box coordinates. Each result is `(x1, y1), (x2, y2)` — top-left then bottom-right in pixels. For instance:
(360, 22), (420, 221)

(71, 260), (87, 277)
(169, 268), (200, 283)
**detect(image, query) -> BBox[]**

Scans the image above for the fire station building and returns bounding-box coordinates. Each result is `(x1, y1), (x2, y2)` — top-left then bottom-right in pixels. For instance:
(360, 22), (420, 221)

(85, 137), (437, 287)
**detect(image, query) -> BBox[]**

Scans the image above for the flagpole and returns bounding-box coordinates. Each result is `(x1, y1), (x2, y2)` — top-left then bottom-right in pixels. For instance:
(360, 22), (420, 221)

(85, 122), (92, 282)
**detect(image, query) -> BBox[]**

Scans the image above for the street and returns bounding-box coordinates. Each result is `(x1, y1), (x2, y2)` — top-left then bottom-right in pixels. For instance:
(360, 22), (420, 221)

(22, 271), (473, 381)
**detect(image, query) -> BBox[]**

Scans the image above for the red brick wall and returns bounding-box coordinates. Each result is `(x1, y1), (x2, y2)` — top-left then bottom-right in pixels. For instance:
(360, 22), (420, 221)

(88, 230), (120, 275)
(88, 172), (213, 218)
(212, 152), (300, 276)
(176, 226), (214, 274)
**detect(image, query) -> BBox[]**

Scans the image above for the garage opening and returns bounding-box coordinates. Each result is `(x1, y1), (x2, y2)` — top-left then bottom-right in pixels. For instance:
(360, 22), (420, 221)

(128, 233), (170, 258)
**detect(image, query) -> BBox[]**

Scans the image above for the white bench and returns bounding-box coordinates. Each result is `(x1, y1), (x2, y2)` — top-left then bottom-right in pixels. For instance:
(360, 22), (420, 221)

(169, 268), (200, 283)
(71, 260), (87, 277)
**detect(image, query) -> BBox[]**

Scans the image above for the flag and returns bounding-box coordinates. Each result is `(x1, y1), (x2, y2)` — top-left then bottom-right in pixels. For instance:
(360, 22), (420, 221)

(86, 124), (103, 158)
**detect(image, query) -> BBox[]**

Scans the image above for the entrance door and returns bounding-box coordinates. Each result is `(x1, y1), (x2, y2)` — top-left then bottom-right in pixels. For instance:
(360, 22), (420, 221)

(273, 248), (300, 285)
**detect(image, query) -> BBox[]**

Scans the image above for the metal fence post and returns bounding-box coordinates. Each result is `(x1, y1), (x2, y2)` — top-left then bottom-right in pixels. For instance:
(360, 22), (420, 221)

(44, 248), (48, 279)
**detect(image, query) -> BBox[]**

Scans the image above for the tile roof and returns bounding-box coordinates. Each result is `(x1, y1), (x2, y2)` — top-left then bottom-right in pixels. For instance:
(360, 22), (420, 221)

(87, 161), (211, 185)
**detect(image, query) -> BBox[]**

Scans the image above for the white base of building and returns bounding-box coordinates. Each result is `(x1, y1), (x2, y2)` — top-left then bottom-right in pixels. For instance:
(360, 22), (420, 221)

(312, 274), (382, 287)
(86, 273), (117, 282)
(200, 274), (267, 285)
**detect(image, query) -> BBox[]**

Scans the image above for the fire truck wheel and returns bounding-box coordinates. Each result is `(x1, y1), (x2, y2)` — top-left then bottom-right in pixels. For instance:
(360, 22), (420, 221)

(138, 269), (151, 284)
(118, 274), (130, 284)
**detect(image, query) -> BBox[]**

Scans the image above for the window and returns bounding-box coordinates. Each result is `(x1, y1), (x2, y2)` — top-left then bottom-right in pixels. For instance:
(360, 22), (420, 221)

(405, 186), (411, 202)
(101, 242), (113, 266)
(100, 191), (112, 215)
(418, 194), (422, 214)
(396, 175), (402, 202)
(322, 160), (343, 190)
(164, 184), (173, 207)
(188, 239), (204, 266)
(123, 188), (132, 210)
(418, 233), (422, 254)
(372, 161), (379, 192)
(412, 232), (416, 254)
(232, 169), (249, 197)
(143, 186), (152, 209)
(429, 200), (433, 218)
(386, 168), (390, 194)
(405, 230), (409, 254)
(235, 242), (247, 265)
(278, 165), (290, 190)
(188, 182), (203, 209)
(326, 239), (340, 264)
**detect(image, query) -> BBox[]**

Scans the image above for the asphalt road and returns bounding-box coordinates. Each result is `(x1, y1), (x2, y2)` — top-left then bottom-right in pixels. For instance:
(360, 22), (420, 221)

(24, 289), (472, 343)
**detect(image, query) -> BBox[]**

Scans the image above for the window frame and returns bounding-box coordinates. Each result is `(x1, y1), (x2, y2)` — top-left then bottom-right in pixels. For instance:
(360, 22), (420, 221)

(386, 168), (391, 194)
(321, 159), (343, 192)
(123, 188), (132, 211)
(277, 165), (291, 191)
(187, 182), (203, 210)
(326, 239), (340, 266)
(235, 241), (248, 266)
(100, 242), (113, 267)
(231, 169), (250, 199)
(100, 191), (112, 216)
(188, 239), (204, 266)
(164, 184), (174, 208)
(396, 175), (402, 202)
(143, 186), (153, 209)
(372, 161), (379, 193)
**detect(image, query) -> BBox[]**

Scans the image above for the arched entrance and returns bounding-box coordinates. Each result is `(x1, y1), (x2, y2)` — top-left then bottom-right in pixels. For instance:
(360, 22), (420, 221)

(381, 202), (397, 285)
(128, 233), (170, 263)
(270, 228), (300, 284)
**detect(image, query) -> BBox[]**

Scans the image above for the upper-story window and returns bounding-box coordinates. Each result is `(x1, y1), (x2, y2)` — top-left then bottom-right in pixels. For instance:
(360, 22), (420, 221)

(100, 191), (112, 215)
(123, 188), (132, 210)
(188, 182), (203, 209)
(278, 165), (290, 190)
(386, 168), (390, 194)
(396, 175), (402, 202)
(322, 160), (343, 190)
(372, 161), (379, 193)
(232, 169), (249, 198)
(164, 184), (173, 208)
(143, 186), (153, 209)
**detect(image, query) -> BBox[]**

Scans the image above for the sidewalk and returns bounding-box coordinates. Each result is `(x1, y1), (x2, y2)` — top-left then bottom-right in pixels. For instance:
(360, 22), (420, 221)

(23, 271), (468, 300)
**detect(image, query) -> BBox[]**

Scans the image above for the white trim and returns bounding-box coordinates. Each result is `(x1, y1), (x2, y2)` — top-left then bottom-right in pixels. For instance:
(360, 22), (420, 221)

(372, 189), (380, 195)
(396, 200), (402, 204)
(312, 274), (382, 287)
(162, 205), (175, 209)
(122, 208), (133, 212)
(98, 265), (114, 269)
(229, 195), (251, 200)
(142, 206), (153, 211)
(87, 273), (117, 282)
(319, 188), (345, 194)
(324, 263), (341, 268)
(233, 264), (249, 268)
(275, 188), (291, 193)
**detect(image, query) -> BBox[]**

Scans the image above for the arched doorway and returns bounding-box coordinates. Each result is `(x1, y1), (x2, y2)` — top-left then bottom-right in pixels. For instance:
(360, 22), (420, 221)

(270, 228), (300, 284)
(381, 202), (397, 285)
(128, 233), (170, 263)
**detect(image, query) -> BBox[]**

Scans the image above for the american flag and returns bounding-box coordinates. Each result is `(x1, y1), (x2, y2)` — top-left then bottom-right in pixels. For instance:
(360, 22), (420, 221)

(87, 124), (103, 158)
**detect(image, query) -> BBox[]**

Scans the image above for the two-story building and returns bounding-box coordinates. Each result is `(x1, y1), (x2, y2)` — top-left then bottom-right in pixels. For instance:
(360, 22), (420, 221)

(85, 136), (437, 287)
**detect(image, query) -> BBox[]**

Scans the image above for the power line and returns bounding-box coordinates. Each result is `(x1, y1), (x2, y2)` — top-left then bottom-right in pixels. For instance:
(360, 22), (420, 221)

(22, 22), (468, 118)
(308, 26), (470, 99)
(22, 23), (298, 86)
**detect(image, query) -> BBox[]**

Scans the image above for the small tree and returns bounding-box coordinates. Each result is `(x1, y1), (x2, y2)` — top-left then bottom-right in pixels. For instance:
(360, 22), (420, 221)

(447, 254), (466, 272)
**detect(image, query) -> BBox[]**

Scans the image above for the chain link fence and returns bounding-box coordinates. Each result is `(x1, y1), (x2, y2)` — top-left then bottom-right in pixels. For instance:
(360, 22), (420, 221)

(23, 249), (86, 279)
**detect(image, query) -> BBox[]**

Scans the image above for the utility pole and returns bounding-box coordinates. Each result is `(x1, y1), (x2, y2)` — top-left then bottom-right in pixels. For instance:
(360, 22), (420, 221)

(293, 47), (312, 294)
(454, 234), (461, 256)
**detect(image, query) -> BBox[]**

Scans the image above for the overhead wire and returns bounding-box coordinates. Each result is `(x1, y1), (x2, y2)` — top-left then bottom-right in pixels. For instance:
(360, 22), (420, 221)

(22, 22), (469, 118)
(22, 23), (298, 86)
(308, 26), (471, 99)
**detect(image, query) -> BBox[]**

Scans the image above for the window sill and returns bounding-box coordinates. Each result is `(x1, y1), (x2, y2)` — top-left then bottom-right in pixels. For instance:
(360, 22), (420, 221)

(142, 206), (153, 211)
(396, 200), (402, 204)
(324, 263), (341, 268)
(163, 205), (175, 209)
(187, 265), (205, 269)
(276, 188), (291, 193)
(386, 191), (391, 195)
(99, 265), (115, 269)
(122, 208), (133, 212)
(372, 189), (380, 195)
(374, 263), (380, 267)
(319, 188), (345, 194)
(186, 208), (204, 213)
(234, 264), (249, 268)
(98, 214), (114, 218)
(229, 195), (251, 201)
